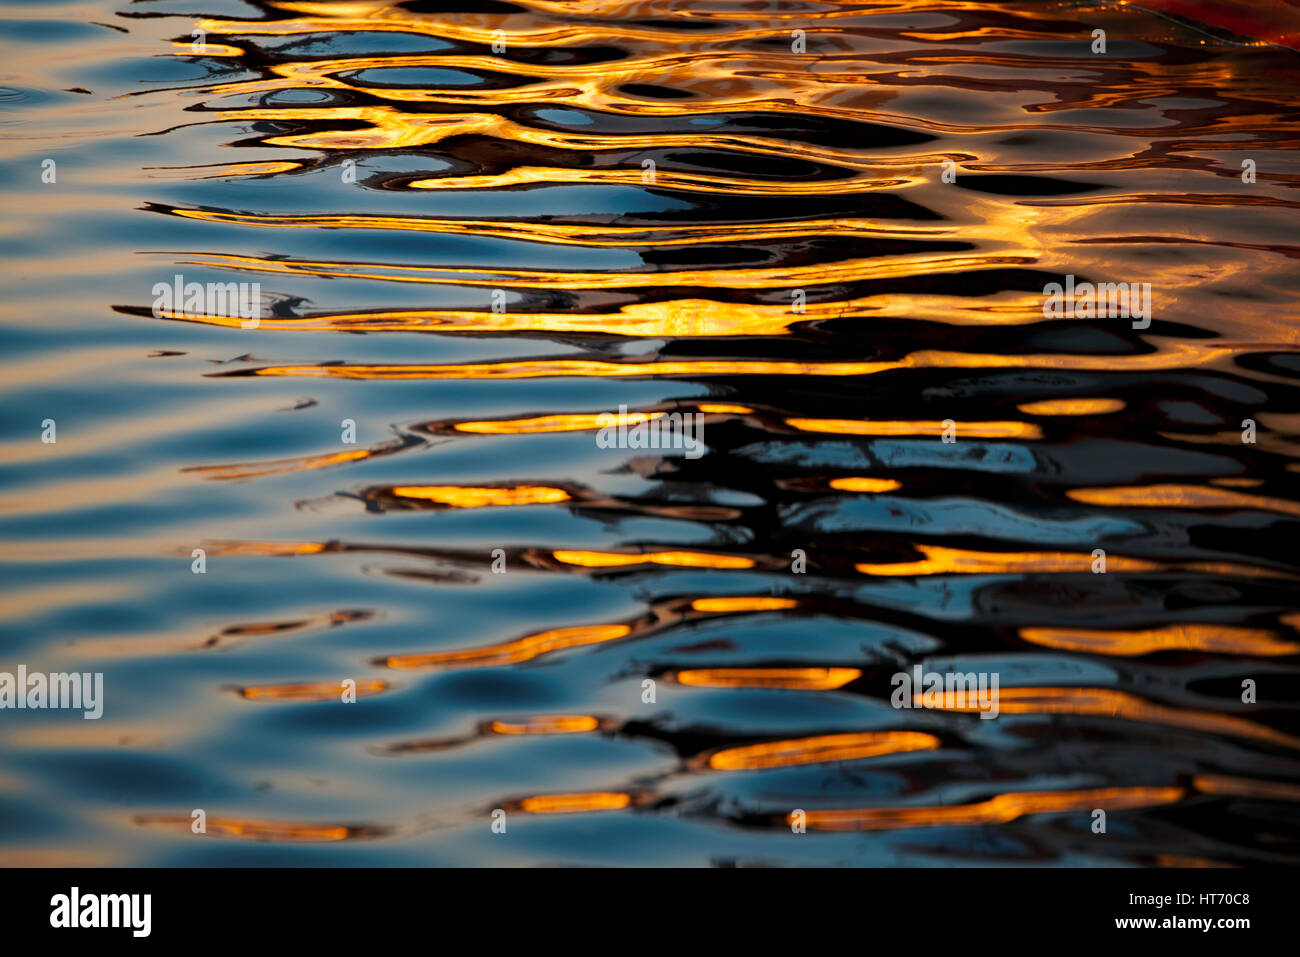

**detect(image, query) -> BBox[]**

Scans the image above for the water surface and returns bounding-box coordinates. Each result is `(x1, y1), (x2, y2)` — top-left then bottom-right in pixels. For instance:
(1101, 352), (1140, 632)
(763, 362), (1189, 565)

(2, 0), (1300, 866)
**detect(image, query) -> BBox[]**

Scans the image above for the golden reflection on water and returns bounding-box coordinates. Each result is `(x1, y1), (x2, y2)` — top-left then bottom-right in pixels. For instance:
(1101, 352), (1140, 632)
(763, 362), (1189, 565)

(6, 0), (1300, 868)
(707, 731), (939, 770)
(454, 413), (659, 434)
(674, 668), (863, 690)
(183, 250), (1009, 290)
(390, 484), (572, 508)
(787, 417), (1043, 439)
(828, 477), (903, 492)
(689, 596), (799, 613)
(135, 815), (384, 842)
(1194, 775), (1300, 803)
(149, 0), (1300, 860)
(165, 206), (930, 246)
(855, 544), (1291, 578)
(203, 541), (330, 557)
(382, 623), (632, 669)
(185, 447), (377, 480)
(1019, 624), (1300, 657)
(489, 715), (601, 735)
(1017, 398), (1126, 416)
(1067, 484), (1300, 518)
(794, 786), (1185, 832)
(234, 342), (1275, 381)
(518, 792), (632, 814)
(237, 679), (390, 701)
(924, 687), (1300, 749)
(553, 549), (755, 569)
(379, 594), (805, 671)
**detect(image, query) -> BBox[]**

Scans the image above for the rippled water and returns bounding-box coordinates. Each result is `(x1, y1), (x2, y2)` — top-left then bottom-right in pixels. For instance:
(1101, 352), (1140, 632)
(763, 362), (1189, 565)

(3, 0), (1300, 867)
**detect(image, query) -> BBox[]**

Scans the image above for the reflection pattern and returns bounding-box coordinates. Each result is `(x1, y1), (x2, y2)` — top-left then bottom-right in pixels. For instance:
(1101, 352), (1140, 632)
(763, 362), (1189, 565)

(2, 0), (1299, 866)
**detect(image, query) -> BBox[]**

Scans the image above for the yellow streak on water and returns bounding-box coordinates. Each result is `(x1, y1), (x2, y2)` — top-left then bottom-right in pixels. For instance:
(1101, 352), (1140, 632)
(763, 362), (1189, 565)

(855, 544), (1288, 579)
(180, 250), (1005, 290)
(186, 448), (374, 480)
(167, 207), (931, 246)
(1019, 624), (1300, 657)
(136, 815), (380, 842)
(553, 549), (755, 569)
(795, 786), (1185, 831)
(696, 404), (753, 414)
(690, 596), (798, 612)
(1068, 484), (1300, 517)
(930, 687), (1300, 749)
(406, 165), (897, 195)
(163, 300), (841, 337)
(857, 544), (1157, 576)
(237, 679), (390, 701)
(489, 715), (601, 735)
(1194, 775), (1300, 802)
(383, 623), (632, 669)
(454, 413), (659, 434)
(675, 668), (862, 690)
(829, 477), (903, 492)
(789, 417), (1043, 439)
(707, 731), (940, 770)
(518, 792), (631, 814)
(238, 342), (1265, 381)
(1017, 398), (1126, 415)
(204, 541), (329, 556)
(390, 485), (571, 507)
